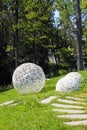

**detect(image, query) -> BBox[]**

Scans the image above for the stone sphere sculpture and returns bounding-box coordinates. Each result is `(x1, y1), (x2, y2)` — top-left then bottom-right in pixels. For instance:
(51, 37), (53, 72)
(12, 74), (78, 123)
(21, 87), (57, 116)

(12, 63), (45, 94)
(56, 72), (82, 92)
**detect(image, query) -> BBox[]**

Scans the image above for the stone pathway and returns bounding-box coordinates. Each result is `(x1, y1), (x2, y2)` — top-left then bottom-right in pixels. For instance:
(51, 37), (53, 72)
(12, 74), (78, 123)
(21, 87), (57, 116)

(39, 96), (57, 104)
(40, 95), (87, 126)
(10, 102), (19, 106)
(57, 98), (85, 105)
(52, 108), (85, 114)
(0, 100), (15, 106)
(57, 114), (87, 119)
(65, 120), (87, 126)
(65, 96), (84, 101)
(0, 100), (19, 106)
(51, 103), (84, 109)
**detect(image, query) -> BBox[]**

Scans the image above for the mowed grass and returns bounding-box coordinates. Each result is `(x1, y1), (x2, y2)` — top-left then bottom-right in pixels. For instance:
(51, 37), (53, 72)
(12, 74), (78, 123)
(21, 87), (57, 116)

(0, 70), (87, 130)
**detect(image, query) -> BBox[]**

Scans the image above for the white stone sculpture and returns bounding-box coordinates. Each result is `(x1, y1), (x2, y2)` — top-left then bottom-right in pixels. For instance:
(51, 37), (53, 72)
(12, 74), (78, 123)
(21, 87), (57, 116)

(56, 72), (82, 92)
(12, 63), (45, 94)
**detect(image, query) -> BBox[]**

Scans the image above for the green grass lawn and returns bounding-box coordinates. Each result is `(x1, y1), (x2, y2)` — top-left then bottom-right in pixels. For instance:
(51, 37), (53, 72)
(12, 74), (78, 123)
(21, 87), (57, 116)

(0, 69), (87, 130)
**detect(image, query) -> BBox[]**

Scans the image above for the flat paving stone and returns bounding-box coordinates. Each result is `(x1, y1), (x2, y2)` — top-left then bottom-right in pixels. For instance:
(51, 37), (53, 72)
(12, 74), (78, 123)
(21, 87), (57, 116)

(10, 102), (19, 106)
(0, 100), (14, 106)
(52, 108), (85, 114)
(65, 120), (87, 126)
(65, 96), (84, 101)
(40, 96), (57, 104)
(57, 114), (87, 119)
(57, 99), (85, 105)
(46, 78), (51, 80)
(51, 103), (84, 109)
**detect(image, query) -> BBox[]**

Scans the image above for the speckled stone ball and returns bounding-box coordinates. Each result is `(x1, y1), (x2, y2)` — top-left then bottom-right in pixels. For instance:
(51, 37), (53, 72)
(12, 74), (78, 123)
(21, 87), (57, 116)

(12, 63), (45, 94)
(56, 72), (82, 92)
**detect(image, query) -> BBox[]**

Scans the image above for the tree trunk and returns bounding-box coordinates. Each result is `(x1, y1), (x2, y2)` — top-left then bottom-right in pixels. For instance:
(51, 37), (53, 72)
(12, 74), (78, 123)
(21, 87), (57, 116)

(13, 0), (19, 69)
(75, 0), (83, 71)
(13, 29), (18, 69)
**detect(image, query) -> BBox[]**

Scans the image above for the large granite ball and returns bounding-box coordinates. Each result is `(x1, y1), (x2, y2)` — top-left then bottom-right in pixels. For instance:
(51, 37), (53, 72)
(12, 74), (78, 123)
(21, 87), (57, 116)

(56, 72), (82, 92)
(12, 63), (45, 94)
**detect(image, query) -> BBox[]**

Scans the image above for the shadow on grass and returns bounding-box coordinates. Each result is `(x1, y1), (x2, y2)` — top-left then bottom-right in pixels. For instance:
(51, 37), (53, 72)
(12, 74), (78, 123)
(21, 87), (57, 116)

(0, 85), (13, 92)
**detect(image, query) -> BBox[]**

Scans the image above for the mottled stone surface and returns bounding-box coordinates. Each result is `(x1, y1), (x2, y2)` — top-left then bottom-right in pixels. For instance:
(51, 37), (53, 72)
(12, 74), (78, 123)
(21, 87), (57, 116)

(12, 63), (45, 94)
(56, 72), (82, 92)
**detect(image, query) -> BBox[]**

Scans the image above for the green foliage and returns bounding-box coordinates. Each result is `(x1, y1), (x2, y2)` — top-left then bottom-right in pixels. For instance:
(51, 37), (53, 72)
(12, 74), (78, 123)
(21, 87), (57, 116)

(47, 63), (59, 77)
(60, 47), (76, 71)
(58, 69), (68, 76)
(0, 0), (12, 85)
(6, 45), (13, 52)
(17, 0), (54, 74)
(0, 0), (87, 85)
(81, 0), (87, 9)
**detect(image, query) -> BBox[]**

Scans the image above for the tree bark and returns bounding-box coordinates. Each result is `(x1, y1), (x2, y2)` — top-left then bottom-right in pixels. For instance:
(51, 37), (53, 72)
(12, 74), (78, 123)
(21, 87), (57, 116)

(75, 0), (83, 71)
(13, 0), (19, 69)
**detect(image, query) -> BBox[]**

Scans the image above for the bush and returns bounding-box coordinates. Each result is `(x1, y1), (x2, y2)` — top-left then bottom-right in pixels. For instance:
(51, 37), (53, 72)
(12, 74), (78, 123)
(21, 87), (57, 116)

(58, 69), (68, 76)
(47, 63), (59, 77)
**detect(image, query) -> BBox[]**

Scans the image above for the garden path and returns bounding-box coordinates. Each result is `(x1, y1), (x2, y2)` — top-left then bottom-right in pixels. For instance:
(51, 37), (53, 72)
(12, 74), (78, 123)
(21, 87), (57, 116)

(40, 95), (87, 126)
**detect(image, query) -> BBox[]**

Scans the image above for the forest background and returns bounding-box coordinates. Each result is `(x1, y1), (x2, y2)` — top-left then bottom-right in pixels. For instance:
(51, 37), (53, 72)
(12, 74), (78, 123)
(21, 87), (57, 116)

(0, 0), (87, 88)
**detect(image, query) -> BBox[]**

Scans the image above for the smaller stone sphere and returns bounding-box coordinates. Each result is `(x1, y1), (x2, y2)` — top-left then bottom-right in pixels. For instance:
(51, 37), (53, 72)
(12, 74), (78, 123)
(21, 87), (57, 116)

(56, 72), (82, 92)
(65, 72), (82, 81)
(12, 63), (45, 94)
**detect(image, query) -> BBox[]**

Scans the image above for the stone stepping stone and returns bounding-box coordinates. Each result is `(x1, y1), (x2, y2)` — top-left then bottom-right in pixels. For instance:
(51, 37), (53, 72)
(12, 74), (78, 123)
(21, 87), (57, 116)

(65, 120), (87, 126)
(40, 96), (57, 104)
(52, 108), (85, 114)
(51, 103), (84, 109)
(57, 114), (87, 119)
(57, 99), (85, 105)
(65, 96), (84, 101)
(46, 78), (51, 80)
(0, 100), (14, 106)
(10, 102), (19, 106)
